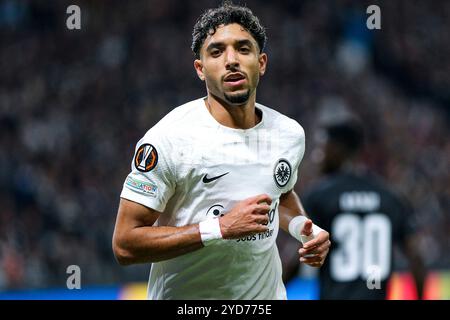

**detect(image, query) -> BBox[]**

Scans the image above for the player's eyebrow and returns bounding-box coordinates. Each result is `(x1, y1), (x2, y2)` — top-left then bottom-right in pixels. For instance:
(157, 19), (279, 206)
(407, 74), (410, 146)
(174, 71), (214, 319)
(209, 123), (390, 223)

(205, 39), (255, 52)
(235, 39), (254, 48)
(205, 42), (225, 52)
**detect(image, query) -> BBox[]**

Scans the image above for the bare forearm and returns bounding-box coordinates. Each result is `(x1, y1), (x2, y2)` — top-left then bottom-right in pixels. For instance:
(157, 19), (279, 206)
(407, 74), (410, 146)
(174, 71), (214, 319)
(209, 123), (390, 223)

(114, 224), (203, 264)
(278, 190), (331, 268)
(113, 195), (273, 266)
(279, 190), (308, 232)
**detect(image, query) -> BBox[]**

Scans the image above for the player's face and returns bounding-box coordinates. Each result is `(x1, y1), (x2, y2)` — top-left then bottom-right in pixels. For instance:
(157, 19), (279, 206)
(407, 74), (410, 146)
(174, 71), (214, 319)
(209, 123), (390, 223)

(194, 23), (267, 105)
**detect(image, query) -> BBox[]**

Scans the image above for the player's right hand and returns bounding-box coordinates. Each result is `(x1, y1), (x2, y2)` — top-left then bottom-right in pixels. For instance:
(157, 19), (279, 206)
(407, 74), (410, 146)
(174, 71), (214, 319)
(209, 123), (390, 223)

(219, 194), (272, 239)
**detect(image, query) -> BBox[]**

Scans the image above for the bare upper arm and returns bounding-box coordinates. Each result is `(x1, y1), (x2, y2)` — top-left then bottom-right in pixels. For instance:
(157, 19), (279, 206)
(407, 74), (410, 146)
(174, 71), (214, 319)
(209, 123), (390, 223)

(112, 198), (161, 264)
(113, 198), (161, 237)
(279, 189), (303, 213)
(280, 189), (294, 202)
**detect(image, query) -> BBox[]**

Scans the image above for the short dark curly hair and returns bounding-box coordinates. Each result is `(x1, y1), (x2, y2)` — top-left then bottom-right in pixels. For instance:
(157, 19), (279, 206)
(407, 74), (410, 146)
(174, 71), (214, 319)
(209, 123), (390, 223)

(191, 1), (267, 59)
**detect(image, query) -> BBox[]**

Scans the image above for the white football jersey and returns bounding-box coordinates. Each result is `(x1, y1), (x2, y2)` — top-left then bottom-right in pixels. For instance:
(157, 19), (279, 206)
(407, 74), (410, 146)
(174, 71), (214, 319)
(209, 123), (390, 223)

(120, 97), (305, 299)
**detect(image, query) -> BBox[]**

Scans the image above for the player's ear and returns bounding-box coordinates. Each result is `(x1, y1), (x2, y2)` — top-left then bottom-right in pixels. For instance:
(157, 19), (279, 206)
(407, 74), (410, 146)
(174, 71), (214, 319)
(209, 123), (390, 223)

(194, 59), (205, 81)
(259, 53), (268, 76)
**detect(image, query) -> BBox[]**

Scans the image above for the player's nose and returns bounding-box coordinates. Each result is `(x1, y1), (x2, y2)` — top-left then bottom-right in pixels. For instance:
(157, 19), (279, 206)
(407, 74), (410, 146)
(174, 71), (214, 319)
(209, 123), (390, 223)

(225, 48), (239, 69)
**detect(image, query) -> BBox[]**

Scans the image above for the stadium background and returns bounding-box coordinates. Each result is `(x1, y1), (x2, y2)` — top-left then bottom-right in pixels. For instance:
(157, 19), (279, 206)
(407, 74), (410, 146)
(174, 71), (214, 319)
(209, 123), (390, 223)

(0, 0), (448, 299)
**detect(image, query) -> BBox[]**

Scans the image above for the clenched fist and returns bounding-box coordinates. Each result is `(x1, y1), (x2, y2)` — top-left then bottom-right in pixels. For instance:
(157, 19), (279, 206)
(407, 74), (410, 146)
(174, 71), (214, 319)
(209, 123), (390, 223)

(219, 194), (272, 239)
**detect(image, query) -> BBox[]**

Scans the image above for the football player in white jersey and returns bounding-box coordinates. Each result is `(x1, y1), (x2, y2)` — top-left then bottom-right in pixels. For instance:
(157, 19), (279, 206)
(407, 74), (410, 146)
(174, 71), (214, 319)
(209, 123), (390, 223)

(112, 2), (330, 299)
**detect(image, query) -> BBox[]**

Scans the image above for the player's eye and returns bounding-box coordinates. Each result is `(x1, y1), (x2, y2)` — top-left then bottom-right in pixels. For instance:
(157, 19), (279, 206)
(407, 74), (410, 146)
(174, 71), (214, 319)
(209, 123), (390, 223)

(210, 49), (221, 57)
(239, 46), (250, 54)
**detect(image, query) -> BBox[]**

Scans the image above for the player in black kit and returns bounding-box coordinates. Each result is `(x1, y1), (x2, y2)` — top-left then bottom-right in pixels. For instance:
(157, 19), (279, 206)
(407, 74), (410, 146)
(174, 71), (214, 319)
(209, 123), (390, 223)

(286, 118), (426, 299)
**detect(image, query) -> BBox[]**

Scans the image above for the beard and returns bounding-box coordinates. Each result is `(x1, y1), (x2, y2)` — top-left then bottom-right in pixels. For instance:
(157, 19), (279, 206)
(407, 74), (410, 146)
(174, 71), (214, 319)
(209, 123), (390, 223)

(224, 89), (250, 105)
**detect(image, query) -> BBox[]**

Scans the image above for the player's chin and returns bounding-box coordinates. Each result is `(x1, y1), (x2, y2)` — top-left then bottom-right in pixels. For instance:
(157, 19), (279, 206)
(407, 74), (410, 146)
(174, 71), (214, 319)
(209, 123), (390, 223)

(224, 89), (251, 105)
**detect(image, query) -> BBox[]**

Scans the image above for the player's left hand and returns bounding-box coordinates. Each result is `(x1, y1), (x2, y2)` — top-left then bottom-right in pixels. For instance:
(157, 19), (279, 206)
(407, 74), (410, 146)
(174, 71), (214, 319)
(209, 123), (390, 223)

(298, 220), (330, 267)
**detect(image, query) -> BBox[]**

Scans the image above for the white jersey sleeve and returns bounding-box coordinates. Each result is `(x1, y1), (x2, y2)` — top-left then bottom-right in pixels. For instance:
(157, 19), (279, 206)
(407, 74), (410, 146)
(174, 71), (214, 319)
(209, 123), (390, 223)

(120, 129), (176, 213)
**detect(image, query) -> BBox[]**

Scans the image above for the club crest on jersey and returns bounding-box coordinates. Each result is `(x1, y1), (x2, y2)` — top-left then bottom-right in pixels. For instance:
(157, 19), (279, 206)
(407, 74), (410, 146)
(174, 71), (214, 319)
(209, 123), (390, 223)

(134, 143), (158, 172)
(274, 159), (291, 188)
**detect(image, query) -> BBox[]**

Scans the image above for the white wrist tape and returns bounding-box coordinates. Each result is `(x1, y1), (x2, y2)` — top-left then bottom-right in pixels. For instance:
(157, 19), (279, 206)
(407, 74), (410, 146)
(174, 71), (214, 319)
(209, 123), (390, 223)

(199, 218), (223, 246)
(288, 215), (324, 244)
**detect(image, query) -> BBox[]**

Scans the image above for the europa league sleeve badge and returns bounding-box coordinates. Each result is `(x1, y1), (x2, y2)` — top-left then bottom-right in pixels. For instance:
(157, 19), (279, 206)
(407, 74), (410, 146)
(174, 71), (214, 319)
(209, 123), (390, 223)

(134, 143), (159, 172)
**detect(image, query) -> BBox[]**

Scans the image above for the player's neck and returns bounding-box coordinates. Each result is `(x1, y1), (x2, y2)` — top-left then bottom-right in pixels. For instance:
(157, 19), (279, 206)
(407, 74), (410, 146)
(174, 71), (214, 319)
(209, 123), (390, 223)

(205, 94), (261, 130)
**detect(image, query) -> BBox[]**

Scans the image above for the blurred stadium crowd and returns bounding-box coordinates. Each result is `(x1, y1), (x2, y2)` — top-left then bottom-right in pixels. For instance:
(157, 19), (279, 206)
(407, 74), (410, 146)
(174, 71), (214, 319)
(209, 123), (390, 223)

(0, 0), (448, 290)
